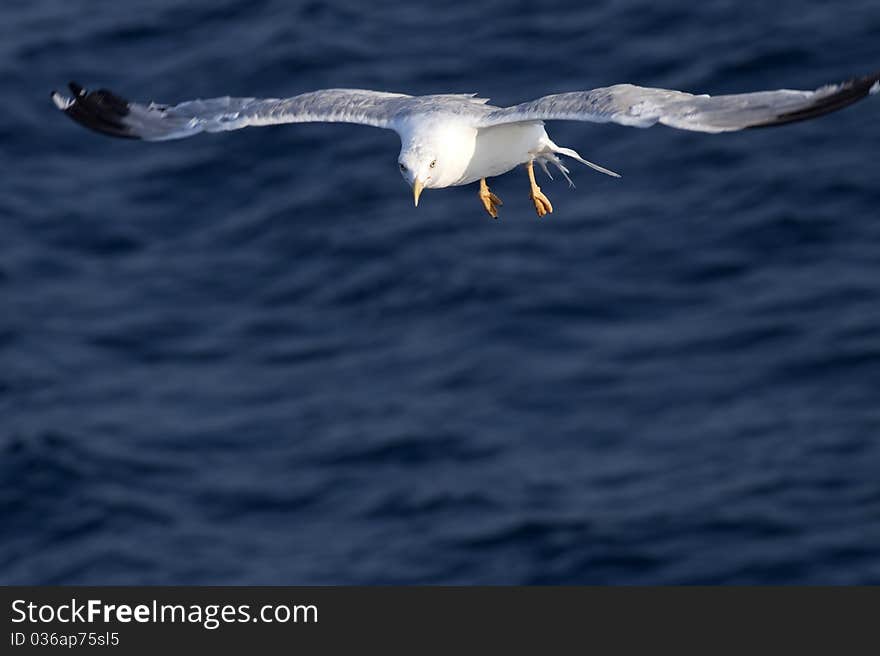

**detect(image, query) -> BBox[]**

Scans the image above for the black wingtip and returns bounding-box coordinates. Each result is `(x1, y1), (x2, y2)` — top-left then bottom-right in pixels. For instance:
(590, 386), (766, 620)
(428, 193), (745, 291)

(53, 81), (141, 140)
(749, 70), (880, 129)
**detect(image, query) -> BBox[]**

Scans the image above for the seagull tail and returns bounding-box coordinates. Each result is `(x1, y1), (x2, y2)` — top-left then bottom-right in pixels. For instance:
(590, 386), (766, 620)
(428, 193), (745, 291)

(538, 153), (574, 187)
(546, 140), (622, 179)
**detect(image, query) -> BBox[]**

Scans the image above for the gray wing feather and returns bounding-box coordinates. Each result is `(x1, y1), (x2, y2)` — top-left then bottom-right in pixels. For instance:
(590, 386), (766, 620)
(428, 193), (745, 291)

(477, 72), (880, 133)
(51, 83), (414, 141)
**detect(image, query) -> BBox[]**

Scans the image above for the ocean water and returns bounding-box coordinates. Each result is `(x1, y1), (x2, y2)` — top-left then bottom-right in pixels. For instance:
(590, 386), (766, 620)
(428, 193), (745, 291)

(2, 0), (879, 584)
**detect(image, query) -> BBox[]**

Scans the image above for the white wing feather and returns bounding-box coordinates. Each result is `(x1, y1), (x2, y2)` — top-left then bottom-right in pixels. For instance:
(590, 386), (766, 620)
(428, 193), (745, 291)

(52, 84), (431, 140)
(475, 72), (880, 133)
(53, 72), (878, 141)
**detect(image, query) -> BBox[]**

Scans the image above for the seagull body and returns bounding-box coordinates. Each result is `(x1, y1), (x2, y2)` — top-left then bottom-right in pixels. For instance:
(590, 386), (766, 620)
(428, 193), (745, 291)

(53, 72), (879, 218)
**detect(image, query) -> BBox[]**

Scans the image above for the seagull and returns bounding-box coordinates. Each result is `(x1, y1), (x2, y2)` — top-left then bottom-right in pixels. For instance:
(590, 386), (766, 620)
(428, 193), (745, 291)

(52, 72), (879, 218)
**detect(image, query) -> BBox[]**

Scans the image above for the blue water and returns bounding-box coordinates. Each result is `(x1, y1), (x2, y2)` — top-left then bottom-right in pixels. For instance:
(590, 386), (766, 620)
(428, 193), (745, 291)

(2, 0), (880, 584)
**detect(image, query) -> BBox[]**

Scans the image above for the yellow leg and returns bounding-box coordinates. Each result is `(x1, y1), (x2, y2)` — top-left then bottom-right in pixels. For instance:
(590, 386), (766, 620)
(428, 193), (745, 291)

(526, 160), (553, 217)
(478, 178), (503, 219)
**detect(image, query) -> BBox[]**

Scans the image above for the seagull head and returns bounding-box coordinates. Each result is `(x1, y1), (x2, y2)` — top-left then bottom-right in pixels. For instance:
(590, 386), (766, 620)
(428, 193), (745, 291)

(397, 124), (473, 206)
(398, 151), (438, 207)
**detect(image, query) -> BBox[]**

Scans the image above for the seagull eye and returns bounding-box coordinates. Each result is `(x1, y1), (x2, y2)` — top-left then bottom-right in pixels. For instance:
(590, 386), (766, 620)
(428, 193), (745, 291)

(399, 163), (407, 172)
(430, 160), (436, 169)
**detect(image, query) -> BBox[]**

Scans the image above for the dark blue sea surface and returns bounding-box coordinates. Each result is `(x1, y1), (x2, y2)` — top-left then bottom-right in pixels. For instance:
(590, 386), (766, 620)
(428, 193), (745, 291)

(2, 0), (879, 584)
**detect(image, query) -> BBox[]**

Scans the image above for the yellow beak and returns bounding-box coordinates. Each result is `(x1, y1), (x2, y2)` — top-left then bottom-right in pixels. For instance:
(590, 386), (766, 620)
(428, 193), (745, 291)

(412, 179), (424, 207)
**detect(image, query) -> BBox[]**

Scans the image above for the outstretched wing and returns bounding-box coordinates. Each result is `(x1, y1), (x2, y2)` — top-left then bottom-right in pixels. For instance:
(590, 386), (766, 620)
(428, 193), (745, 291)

(476, 72), (880, 133)
(51, 82), (414, 140)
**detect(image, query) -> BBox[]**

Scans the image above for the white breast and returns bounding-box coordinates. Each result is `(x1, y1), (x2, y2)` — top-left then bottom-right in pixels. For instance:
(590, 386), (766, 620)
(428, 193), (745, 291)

(452, 122), (548, 186)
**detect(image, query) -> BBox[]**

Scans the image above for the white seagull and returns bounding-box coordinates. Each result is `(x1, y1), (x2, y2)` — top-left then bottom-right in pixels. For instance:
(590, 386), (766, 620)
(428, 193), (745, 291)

(52, 72), (879, 218)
